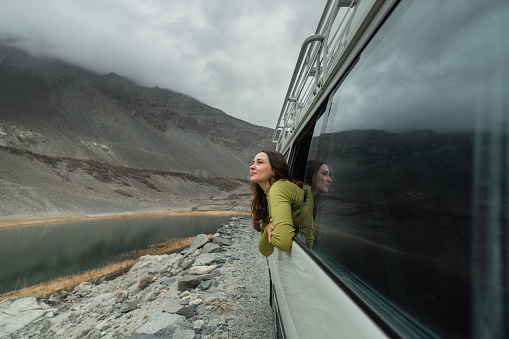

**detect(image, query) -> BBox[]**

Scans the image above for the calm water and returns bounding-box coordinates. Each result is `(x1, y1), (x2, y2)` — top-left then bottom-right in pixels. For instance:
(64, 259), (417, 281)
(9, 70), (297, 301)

(0, 214), (233, 293)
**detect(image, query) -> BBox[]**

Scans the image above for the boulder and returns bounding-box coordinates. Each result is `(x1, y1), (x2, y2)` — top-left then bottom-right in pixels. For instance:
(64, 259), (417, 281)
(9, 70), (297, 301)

(177, 274), (212, 291)
(177, 275), (202, 291)
(135, 312), (192, 337)
(115, 291), (128, 303)
(199, 280), (212, 291)
(0, 297), (56, 336)
(203, 243), (221, 253)
(74, 282), (93, 296)
(48, 293), (61, 305)
(120, 299), (138, 313)
(189, 234), (208, 250)
(176, 306), (194, 319)
(192, 254), (217, 266)
(189, 264), (217, 275)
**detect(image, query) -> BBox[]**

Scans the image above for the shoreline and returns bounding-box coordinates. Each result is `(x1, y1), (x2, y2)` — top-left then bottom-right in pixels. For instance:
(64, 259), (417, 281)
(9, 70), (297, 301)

(0, 236), (202, 302)
(0, 209), (251, 230)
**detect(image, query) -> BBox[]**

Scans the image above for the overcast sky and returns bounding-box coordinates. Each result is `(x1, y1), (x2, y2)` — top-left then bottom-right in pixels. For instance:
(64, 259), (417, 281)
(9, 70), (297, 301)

(0, 0), (328, 128)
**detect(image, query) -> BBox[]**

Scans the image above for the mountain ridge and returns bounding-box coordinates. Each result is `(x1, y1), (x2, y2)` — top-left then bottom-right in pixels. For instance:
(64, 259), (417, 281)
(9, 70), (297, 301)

(0, 42), (272, 178)
(0, 42), (270, 218)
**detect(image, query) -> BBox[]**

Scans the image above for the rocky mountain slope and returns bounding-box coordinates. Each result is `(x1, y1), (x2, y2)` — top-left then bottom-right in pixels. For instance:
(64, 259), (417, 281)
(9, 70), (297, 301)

(0, 42), (272, 219)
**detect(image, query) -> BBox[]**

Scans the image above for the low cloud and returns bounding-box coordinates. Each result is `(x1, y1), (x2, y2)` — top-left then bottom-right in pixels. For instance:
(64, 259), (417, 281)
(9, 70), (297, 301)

(0, 0), (327, 128)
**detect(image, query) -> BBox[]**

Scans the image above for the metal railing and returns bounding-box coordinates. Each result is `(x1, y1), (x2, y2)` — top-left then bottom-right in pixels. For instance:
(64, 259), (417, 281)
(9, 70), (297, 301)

(273, 0), (357, 150)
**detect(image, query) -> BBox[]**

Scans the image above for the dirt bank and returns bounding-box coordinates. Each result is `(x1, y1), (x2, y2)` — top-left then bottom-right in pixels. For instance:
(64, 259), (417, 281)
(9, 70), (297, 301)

(0, 210), (251, 230)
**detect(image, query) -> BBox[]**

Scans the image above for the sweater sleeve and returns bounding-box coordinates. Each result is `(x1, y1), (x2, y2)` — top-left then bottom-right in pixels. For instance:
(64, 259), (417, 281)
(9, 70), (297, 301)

(258, 181), (297, 257)
(259, 223), (274, 257)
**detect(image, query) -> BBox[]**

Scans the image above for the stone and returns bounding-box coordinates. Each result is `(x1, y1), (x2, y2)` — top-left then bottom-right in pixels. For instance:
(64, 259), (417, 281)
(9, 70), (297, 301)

(120, 299), (138, 313)
(193, 319), (205, 333)
(176, 306), (194, 319)
(189, 234), (208, 250)
(163, 300), (183, 313)
(199, 280), (212, 291)
(190, 298), (203, 305)
(196, 304), (205, 315)
(143, 291), (160, 303)
(189, 265), (217, 275)
(178, 275), (202, 291)
(212, 236), (225, 245)
(69, 310), (83, 321)
(74, 282), (93, 296)
(135, 312), (191, 336)
(39, 318), (51, 334)
(48, 293), (61, 305)
(161, 277), (176, 286)
(192, 254), (217, 266)
(115, 291), (128, 303)
(0, 297), (56, 336)
(181, 257), (196, 270)
(172, 327), (196, 339)
(84, 328), (101, 339)
(202, 243), (221, 253)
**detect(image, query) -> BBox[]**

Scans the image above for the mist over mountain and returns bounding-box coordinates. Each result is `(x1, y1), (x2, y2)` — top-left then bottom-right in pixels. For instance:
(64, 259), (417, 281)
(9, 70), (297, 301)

(0, 42), (272, 218)
(0, 42), (272, 177)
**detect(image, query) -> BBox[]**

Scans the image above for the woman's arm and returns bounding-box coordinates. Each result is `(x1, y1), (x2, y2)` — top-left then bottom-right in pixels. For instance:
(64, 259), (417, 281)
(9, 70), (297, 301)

(259, 224), (275, 257)
(258, 183), (296, 256)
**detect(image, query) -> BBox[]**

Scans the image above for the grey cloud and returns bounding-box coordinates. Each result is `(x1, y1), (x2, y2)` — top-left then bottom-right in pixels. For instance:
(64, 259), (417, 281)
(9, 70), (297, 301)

(0, 0), (329, 127)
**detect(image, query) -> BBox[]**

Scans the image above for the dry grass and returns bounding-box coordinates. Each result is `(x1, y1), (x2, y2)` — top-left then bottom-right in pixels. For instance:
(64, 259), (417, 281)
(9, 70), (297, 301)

(0, 235), (213, 302)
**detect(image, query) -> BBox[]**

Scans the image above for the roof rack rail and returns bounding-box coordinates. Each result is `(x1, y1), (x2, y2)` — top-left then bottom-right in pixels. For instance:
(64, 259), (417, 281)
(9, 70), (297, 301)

(273, 0), (357, 150)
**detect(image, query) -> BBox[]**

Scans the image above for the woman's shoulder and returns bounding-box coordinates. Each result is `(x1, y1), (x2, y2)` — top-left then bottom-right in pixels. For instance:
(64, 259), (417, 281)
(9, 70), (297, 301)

(272, 179), (302, 193)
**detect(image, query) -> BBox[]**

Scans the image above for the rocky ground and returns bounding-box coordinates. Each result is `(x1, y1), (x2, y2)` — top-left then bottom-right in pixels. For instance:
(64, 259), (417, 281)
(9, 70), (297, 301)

(0, 216), (274, 339)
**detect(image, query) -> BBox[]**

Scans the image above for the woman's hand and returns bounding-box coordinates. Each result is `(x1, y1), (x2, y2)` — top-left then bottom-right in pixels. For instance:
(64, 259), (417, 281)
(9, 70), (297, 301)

(268, 218), (274, 243)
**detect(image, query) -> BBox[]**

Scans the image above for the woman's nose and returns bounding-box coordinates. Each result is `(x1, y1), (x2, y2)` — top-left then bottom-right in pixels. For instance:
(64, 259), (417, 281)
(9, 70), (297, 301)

(250, 164), (255, 169)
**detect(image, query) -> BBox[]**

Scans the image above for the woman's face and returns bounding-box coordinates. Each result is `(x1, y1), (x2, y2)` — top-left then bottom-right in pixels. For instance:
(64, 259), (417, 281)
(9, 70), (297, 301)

(313, 164), (332, 194)
(250, 152), (273, 189)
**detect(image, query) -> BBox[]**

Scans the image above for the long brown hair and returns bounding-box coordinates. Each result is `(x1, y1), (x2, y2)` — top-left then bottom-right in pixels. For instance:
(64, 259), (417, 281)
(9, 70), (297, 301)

(250, 150), (301, 231)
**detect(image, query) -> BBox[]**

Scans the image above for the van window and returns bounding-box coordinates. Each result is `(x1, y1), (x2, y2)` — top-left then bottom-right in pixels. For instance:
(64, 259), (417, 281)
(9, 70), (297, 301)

(298, 0), (509, 337)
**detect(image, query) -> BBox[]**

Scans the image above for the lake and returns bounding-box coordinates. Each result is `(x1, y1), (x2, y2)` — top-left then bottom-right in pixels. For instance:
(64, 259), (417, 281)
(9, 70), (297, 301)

(0, 213), (236, 293)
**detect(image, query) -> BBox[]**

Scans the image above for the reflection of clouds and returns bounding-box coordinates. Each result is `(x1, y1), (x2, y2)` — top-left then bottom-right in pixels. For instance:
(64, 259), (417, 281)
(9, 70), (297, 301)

(329, 0), (508, 134)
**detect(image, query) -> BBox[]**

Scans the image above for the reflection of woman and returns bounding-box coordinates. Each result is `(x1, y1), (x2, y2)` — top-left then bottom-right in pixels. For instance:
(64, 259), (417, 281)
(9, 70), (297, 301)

(250, 150), (303, 257)
(310, 162), (332, 195)
(300, 161), (332, 248)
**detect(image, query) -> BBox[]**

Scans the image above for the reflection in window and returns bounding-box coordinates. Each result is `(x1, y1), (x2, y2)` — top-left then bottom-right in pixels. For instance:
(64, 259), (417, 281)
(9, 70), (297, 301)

(299, 0), (509, 338)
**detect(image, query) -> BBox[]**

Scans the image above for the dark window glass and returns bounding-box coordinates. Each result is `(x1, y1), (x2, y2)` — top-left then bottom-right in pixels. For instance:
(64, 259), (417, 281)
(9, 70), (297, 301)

(299, 0), (509, 337)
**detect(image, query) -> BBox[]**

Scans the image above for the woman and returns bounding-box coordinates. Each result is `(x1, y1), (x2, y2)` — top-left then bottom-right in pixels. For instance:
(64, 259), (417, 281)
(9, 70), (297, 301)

(300, 160), (333, 248)
(308, 161), (332, 196)
(250, 150), (303, 257)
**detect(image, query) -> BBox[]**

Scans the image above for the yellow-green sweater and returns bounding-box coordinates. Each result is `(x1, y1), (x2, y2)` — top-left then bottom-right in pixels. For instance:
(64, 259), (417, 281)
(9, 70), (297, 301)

(259, 180), (303, 257)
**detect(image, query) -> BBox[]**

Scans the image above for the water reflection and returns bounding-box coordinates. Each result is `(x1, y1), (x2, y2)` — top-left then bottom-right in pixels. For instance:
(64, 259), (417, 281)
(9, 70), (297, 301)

(0, 214), (232, 293)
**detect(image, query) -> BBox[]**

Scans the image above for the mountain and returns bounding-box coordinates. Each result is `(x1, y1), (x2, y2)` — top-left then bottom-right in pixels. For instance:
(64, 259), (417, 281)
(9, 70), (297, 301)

(0, 42), (272, 218)
(0, 43), (272, 177)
